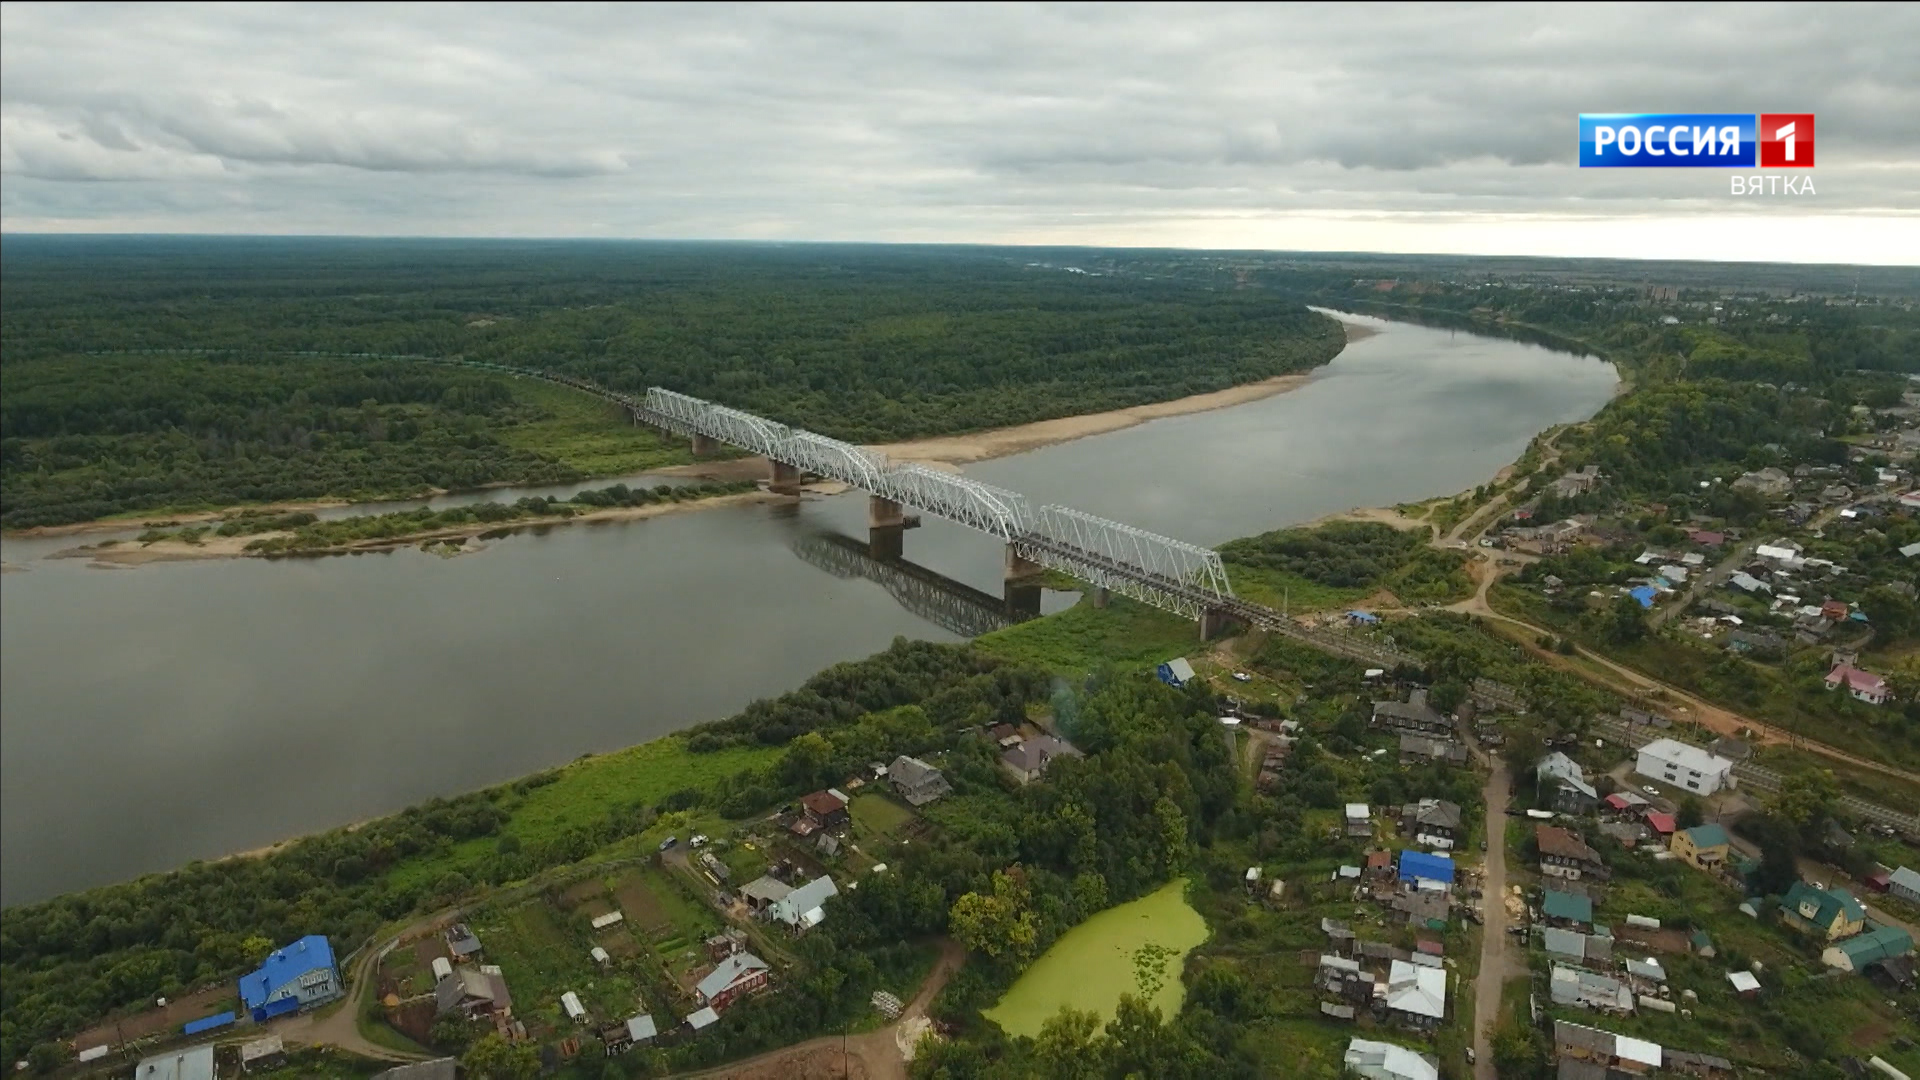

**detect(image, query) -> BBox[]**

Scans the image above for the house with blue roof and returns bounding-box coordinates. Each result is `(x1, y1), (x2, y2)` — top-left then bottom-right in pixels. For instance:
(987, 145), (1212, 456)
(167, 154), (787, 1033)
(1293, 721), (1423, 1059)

(1780, 882), (1867, 942)
(240, 935), (343, 1022)
(1398, 850), (1455, 888)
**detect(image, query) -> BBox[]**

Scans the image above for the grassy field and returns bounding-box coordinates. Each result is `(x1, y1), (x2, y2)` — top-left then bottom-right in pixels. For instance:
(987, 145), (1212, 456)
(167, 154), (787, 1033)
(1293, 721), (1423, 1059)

(498, 380), (700, 476)
(976, 595), (1196, 674)
(388, 738), (780, 892)
(983, 879), (1208, 1039)
(849, 792), (915, 839)
(1223, 563), (1373, 615)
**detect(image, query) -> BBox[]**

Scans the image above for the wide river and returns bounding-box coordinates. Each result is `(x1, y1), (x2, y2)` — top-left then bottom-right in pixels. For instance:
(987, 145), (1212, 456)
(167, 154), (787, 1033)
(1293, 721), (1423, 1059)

(0, 313), (1616, 905)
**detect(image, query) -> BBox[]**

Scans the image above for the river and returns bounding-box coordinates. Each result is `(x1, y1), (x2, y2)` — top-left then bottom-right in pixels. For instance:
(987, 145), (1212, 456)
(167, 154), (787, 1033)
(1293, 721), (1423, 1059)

(0, 313), (1617, 905)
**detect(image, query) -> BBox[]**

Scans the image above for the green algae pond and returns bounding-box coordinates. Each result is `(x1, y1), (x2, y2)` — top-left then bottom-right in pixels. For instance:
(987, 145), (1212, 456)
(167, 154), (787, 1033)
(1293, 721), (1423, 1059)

(983, 878), (1209, 1038)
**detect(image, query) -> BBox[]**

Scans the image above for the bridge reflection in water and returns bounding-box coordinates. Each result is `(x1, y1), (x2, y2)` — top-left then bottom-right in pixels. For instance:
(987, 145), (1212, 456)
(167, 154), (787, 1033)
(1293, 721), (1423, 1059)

(788, 530), (1042, 640)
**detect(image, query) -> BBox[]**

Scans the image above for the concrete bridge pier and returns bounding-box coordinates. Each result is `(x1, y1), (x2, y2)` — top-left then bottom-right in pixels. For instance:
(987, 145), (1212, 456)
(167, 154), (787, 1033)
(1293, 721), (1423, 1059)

(1090, 587), (1110, 609)
(769, 460), (803, 496)
(869, 496), (907, 560)
(690, 433), (720, 458)
(1002, 545), (1046, 618)
(1198, 607), (1242, 642)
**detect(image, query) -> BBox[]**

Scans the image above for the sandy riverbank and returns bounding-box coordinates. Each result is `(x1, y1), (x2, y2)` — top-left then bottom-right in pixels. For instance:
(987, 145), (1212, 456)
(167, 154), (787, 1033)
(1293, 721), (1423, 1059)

(53, 491), (782, 569)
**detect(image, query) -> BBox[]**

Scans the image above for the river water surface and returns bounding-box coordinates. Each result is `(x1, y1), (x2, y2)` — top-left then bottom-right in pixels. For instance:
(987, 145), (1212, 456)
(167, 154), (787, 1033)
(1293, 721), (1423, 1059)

(0, 313), (1616, 905)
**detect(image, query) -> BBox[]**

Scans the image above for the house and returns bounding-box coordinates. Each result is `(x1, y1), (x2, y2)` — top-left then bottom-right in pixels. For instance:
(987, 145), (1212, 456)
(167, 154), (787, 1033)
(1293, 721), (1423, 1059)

(1779, 881), (1867, 941)
(1000, 735), (1079, 784)
(1891, 866), (1920, 904)
(1552, 1020), (1662, 1075)
(1317, 954), (1376, 1003)
(1391, 888), (1452, 927)
(1624, 957), (1666, 985)
(1643, 812), (1676, 838)
(1536, 752), (1599, 814)
(1384, 959), (1447, 1029)
(1156, 657), (1196, 687)
(695, 950), (770, 1010)
(1397, 849), (1455, 889)
(435, 967), (513, 1018)
(1344, 1037), (1440, 1080)
(1371, 688), (1452, 737)
(371, 1059), (460, 1080)
(1543, 927), (1614, 965)
(1688, 529), (1726, 547)
(134, 1046), (217, 1080)
(1536, 825), (1609, 882)
(1665, 1051), (1736, 1079)
(1602, 791), (1648, 813)
(766, 875), (839, 931)
(1398, 733), (1469, 767)
(987, 722), (1024, 748)
(1550, 964), (1635, 1013)
(1733, 468), (1792, 497)
(1826, 663), (1890, 705)
(1670, 824), (1732, 871)
(741, 875), (793, 912)
(1542, 889), (1594, 927)
(240, 935), (343, 1022)
(445, 924), (482, 961)
(1345, 803), (1373, 838)
(887, 755), (951, 806)
(1823, 926), (1915, 972)
(1821, 484), (1854, 503)
(1553, 465), (1604, 498)
(1635, 738), (1736, 795)
(1728, 571), (1772, 594)
(1400, 800), (1464, 849)
(799, 789), (851, 831)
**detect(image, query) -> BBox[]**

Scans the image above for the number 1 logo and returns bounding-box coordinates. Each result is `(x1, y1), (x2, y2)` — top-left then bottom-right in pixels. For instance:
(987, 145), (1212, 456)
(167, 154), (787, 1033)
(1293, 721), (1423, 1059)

(1759, 113), (1815, 168)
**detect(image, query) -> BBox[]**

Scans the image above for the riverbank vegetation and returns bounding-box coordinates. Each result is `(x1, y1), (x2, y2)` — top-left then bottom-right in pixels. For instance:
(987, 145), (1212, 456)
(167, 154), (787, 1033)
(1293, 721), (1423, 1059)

(1220, 520), (1472, 609)
(126, 479), (760, 555)
(1, 239), (1346, 527)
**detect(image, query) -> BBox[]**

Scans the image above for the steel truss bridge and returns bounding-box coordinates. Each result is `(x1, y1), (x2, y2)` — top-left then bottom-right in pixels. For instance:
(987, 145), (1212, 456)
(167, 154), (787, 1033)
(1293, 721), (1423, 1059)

(638, 387), (1235, 620)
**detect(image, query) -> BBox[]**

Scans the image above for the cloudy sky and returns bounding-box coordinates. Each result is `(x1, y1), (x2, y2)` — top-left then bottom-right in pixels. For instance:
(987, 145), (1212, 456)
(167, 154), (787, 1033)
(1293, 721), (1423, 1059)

(3, 2), (1916, 262)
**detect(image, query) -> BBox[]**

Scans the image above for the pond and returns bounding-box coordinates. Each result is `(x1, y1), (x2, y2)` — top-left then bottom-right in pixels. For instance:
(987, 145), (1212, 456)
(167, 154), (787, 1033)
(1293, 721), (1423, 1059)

(983, 878), (1209, 1039)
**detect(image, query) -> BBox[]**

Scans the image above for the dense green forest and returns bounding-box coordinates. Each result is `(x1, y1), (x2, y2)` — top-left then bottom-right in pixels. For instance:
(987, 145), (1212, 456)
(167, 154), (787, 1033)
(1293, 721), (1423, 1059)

(1, 239), (1345, 527)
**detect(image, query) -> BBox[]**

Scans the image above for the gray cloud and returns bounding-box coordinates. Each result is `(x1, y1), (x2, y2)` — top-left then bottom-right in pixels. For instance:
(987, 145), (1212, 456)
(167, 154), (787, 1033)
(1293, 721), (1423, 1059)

(2, 2), (1915, 259)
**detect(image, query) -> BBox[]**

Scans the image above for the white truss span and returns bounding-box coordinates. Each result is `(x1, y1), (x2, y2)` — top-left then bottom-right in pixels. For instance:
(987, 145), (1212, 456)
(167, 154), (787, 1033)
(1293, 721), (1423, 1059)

(631, 387), (1235, 619)
(1016, 505), (1233, 620)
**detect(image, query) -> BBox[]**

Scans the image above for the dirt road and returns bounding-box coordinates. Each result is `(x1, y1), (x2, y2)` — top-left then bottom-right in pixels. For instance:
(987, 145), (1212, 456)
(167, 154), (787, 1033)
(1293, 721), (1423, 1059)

(276, 920), (442, 1063)
(1473, 757), (1516, 1080)
(676, 938), (965, 1080)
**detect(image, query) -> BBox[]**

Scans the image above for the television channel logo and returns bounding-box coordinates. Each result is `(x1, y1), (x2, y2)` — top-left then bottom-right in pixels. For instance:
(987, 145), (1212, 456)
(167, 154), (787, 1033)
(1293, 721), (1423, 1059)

(1579, 114), (1814, 168)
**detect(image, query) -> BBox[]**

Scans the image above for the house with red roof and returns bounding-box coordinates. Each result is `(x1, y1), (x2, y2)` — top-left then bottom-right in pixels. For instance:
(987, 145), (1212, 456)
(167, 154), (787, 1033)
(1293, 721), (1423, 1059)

(1644, 812), (1677, 837)
(1826, 663), (1889, 706)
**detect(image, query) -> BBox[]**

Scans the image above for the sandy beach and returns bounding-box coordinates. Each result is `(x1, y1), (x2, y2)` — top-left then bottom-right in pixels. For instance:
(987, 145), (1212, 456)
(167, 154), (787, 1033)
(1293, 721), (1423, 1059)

(54, 491), (781, 568)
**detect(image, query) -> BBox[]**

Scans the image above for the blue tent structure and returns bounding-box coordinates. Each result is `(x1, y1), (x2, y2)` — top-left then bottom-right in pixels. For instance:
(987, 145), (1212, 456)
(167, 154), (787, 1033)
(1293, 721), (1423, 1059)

(1628, 586), (1658, 609)
(1346, 610), (1381, 625)
(1398, 849), (1456, 886)
(1156, 657), (1196, 688)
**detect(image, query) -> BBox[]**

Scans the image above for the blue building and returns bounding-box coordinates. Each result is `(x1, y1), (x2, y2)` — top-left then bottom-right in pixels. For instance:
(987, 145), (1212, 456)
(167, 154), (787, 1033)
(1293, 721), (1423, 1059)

(241, 935), (343, 1022)
(1398, 849), (1456, 887)
(1156, 657), (1196, 688)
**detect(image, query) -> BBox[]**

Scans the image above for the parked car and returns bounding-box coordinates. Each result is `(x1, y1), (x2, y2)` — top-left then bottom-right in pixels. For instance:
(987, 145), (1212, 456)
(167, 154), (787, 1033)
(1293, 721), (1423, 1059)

(1231, 672), (1252, 683)
(659, 836), (678, 851)
(689, 834), (710, 848)
(1642, 785), (1661, 797)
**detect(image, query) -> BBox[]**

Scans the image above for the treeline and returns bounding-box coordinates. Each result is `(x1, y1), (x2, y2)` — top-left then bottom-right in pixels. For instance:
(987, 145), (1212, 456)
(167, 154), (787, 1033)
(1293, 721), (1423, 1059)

(0, 354), (582, 528)
(3, 240), (1346, 527)
(0, 639), (1023, 1067)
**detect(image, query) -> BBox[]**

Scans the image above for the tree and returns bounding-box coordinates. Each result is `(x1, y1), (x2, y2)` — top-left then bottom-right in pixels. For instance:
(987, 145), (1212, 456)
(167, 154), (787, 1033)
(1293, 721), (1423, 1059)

(1034, 1006), (1104, 1080)
(1677, 796), (1705, 829)
(1429, 680), (1467, 716)
(463, 1033), (539, 1080)
(1772, 767), (1839, 832)
(240, 935), (273, 965)
(1603, 595), (1648, 644)
(948, 868), (1039, 962)
(1861, 586), (1917, 643)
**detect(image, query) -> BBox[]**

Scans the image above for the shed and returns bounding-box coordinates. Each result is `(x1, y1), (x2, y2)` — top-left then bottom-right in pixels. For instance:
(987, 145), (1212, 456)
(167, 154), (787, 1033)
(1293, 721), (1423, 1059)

(590, 911), (625, 930)
(591, 946), (611, 965)
(431, 957), (454, 982)
(562, 990), (587, 1021)
(624, 1014), (658, 1044)
(134, 1046), (216, 1080)
(1542, 890), (1593, 925)
(1157, 657), (1197, 687)
(686, 1006), (719, 1031)
(1727, 970), (1761, 996)
(239, 1035), (286, 1072)
(182, 1011), (235, 1036)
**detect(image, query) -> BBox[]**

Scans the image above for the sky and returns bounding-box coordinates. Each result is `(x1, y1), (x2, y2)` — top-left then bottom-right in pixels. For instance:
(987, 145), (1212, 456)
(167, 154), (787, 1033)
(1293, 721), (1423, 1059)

(2, 2), (1917, 263)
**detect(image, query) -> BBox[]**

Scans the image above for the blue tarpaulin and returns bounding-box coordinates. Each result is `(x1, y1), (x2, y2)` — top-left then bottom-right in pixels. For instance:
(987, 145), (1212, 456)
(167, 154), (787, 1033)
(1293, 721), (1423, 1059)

(1346, 610), (1381, 624)
(1398, 849), (1456, 885)
(1628, 586), (1658, 609)
(182, 1011), (234, 1036)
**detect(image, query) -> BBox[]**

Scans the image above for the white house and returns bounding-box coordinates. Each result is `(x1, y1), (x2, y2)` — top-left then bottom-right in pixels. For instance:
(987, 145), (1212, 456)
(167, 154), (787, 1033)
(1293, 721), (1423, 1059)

(1826, 663), (1890, 705)
(1635, 739), (1736, 796)
(1344, 1038), (1440, 1080)
(1890, 866), (1920, 905)
(1385, 959), (1447, 1027)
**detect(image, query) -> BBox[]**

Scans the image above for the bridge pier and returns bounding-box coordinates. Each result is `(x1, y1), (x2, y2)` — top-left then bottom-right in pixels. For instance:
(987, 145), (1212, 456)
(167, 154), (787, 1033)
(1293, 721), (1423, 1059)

(1004, 580), (1043, 619)
(770, 460), (803, 496)
(1090, 587), (1110, 609)
(1004, 546), (1043, 581)
(690, 433), (720, 458)
(869, 496), (907, 559)
(1198, 606), (1242, 642)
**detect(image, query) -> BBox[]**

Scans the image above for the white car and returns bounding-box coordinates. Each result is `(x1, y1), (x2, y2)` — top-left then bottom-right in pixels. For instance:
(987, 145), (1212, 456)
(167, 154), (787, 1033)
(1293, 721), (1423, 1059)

(689, 834), (709, 848)
(1231, 672), (1252, 683)
(1642, 785), (1660, 797)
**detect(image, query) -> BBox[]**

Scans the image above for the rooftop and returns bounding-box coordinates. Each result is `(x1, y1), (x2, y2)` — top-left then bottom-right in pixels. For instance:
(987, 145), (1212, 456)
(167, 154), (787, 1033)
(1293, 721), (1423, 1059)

(1543, 890), (1594, 924)
(1385, 959), (1446, 1019)
(240, 935), (335, 1010)
(1638, 738), (1733, 776)
(695, 951), (769, 1002)
(1535, 825), (1601, 863)
(1680, 823), (1730, 849)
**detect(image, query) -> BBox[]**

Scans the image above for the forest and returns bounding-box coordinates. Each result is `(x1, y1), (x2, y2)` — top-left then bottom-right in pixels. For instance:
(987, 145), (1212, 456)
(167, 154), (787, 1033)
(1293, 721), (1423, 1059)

(1, 239), (1345, 527)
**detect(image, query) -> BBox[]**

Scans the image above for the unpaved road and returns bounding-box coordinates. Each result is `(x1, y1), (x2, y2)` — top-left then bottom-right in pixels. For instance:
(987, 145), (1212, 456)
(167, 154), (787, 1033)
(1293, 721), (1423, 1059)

(676, 937), (965, 1080)
(1473, 757), (1516, 1080)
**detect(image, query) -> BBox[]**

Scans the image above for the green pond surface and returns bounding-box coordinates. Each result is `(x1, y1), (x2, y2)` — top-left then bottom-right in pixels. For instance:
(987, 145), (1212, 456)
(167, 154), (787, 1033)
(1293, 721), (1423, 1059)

(984, 878), (1209, 1039)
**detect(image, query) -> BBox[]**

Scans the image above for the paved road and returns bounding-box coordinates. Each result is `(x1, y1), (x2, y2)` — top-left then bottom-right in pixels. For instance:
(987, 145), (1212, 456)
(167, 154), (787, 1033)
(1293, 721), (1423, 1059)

(1472, 757), (1514, 1080)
